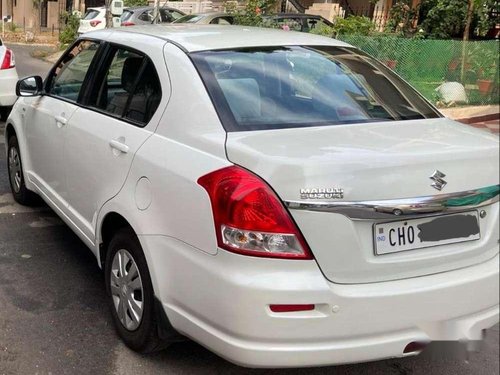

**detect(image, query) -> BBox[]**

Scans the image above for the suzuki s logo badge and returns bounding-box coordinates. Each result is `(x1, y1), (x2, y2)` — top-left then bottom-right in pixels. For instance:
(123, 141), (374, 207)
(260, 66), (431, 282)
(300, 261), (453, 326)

(430, 170), (447, 191)
(300, 188), (344, 199)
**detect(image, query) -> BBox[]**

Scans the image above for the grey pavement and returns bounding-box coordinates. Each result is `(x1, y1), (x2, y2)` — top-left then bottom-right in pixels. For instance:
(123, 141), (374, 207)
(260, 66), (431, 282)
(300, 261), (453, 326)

(9, 44), (56, 79)
(0, 44), (498, 375)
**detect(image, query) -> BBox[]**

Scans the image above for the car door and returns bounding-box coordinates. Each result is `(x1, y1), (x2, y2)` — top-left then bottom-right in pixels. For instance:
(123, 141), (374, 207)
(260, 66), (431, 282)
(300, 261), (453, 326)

(24, 40), (101, 207)
(63, 45), (163, 242)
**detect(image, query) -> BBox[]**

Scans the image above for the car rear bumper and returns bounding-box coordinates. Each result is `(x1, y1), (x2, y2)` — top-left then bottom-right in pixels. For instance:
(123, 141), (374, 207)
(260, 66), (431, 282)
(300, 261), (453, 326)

(141, 235), (499, 368)
(0, 68), (18, 106)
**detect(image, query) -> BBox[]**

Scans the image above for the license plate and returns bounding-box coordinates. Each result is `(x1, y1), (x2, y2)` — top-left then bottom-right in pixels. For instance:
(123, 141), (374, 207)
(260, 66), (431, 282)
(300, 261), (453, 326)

(374, 211), (481, 255)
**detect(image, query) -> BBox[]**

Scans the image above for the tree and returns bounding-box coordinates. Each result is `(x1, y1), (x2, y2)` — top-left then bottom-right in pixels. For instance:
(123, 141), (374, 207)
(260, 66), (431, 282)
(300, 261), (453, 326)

(33, 0), (41, 34)
(123, 0), (147, 6)
(420, 0), (498, 39)
(463, 0), (475, 40)
(105, 0), (114, 28)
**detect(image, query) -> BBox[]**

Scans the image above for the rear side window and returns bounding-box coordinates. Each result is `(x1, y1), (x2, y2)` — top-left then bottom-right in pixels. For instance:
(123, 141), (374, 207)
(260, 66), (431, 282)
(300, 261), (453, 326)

(174, 14), (202, 23)
(168, 10), (185, 20)
(138, 11), (153, 22)
(87, 46), (162, 126)
(120, 10), (133, 22)
(191, 46), (441, 131)
(48, 40), (100, 102)
(161, 9), (184, 22)
(83, 10), (100, 20)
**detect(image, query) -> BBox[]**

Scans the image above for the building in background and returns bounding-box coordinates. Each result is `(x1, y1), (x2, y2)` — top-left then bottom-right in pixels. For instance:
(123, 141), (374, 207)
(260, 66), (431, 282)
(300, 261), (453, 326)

(0, 0), (103, 31)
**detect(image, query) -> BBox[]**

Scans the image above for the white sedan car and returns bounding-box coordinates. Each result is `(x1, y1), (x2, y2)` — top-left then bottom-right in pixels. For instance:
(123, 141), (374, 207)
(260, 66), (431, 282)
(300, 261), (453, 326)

(77, 7), (120, 34)
(5, 26), (499, 368)
(0, 39), (18, 120)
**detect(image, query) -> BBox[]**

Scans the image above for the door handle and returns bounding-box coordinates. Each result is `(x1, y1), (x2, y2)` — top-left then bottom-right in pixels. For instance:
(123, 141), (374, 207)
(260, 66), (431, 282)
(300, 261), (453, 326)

(55, 115), (67, 126)
(109, 139), (129, 154)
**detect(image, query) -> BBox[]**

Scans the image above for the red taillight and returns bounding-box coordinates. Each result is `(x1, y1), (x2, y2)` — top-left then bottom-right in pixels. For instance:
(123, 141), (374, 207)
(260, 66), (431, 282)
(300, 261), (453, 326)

(90, 20), (102, 27)
(198, 166), (312, 259)
(1, 49), (15, 70)
(121, 21), (135, 26)
(270, 304), (315, 313)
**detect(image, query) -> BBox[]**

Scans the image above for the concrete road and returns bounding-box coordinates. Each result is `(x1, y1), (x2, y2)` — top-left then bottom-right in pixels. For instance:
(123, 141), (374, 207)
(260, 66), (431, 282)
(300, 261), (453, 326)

(0, 45), (498, 375)
(9, 44), (56, 79)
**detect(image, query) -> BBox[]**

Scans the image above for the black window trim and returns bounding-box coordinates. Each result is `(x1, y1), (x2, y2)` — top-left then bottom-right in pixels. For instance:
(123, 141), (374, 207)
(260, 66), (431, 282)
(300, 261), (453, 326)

(43, 38), (163, 129)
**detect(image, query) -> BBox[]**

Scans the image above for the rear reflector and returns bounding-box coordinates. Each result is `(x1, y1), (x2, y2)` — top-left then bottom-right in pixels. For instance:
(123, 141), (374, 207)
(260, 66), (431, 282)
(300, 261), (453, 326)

(270, 304), (315, 313)
(121, 21), (135, 26)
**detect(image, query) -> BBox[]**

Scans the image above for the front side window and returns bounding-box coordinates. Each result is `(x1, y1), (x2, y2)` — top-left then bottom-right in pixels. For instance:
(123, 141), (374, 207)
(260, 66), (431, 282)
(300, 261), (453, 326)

(191, 46), (441, 131)
(87, 46), (162, 126)
(48, 40), (100, 102)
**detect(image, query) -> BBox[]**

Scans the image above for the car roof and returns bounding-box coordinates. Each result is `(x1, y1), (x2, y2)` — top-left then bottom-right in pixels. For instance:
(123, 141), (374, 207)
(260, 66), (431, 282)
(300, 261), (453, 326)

(125, 5), (179, 11)
(92, 24), (351, 52)
(191, 12), (232, 17)
(273, 13), (325, 18)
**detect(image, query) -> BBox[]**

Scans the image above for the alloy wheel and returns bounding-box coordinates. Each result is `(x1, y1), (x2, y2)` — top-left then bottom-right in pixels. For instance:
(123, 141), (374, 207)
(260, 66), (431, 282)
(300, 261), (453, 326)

(110, 249), (144, 331)
(8, 146), (22, 193)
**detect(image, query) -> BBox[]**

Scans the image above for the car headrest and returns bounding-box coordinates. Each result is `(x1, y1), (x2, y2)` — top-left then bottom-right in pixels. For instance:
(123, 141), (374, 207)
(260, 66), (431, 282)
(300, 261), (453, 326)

(122, 57), (143, 93)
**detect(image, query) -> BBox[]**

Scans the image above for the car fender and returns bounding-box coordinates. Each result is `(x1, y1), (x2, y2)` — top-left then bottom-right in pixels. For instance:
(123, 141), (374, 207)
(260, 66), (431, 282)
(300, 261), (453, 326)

(4, 99), (37, 192)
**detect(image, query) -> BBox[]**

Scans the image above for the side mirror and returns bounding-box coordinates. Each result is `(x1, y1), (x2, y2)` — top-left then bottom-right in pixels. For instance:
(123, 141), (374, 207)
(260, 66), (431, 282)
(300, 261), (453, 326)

(16, 76), (44, 97)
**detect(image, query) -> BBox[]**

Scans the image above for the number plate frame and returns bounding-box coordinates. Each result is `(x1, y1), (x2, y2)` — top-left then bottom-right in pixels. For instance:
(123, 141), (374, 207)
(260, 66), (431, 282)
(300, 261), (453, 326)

(373, 211), (481, 255)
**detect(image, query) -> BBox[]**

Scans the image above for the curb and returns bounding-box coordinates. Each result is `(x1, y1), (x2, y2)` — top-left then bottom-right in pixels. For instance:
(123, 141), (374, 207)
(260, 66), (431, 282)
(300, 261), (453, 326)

(5, 42), (58, 47)
(456, 113), (499, 124)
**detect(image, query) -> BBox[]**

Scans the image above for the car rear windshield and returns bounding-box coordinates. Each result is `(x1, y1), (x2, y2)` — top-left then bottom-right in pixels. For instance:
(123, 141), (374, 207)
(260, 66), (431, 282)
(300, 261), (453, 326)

(191, 46), (441, 132)
(83, 10), (100, 20)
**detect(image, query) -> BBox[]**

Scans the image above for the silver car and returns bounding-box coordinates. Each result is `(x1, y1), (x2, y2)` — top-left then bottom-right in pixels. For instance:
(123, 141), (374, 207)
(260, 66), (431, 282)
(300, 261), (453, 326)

(120, 6), (185, 26)
(172, 12), (234, 25)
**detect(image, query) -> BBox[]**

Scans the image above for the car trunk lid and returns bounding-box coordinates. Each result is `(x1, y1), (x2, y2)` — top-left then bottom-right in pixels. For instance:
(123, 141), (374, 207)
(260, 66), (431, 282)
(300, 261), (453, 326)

(225, 118), (500, 283)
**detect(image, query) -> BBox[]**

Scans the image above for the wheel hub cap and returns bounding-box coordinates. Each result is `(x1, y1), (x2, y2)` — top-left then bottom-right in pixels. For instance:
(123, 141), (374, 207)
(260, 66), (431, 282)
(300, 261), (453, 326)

(110, 249), (144, 331)
(8, 147), (22, 193)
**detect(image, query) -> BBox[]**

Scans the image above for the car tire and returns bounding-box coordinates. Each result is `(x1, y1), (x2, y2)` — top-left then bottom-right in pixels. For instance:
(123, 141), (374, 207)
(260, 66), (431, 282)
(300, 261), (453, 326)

(7, 135), (39, 206)
(105, 228), (166, 353)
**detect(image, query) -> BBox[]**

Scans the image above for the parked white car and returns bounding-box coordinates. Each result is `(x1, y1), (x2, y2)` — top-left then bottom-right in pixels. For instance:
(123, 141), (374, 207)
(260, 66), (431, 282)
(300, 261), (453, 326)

(5, 25), (499, 368)
(78, 7), (120, 34)
(0, 38), (18, 120)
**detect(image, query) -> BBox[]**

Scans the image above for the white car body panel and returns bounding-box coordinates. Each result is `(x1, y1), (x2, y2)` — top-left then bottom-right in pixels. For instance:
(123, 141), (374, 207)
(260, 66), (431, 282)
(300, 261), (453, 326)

(5, 26), (499, 368)
(144, 235), (498, 368)
(24, 96), (79, 204)
(63, 32), (170, 243)
(0, 44), (18, 107)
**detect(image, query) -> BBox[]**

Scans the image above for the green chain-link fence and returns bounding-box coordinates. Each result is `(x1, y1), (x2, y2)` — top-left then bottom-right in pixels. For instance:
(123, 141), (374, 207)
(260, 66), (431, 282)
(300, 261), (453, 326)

(336, 35), (499, 108)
